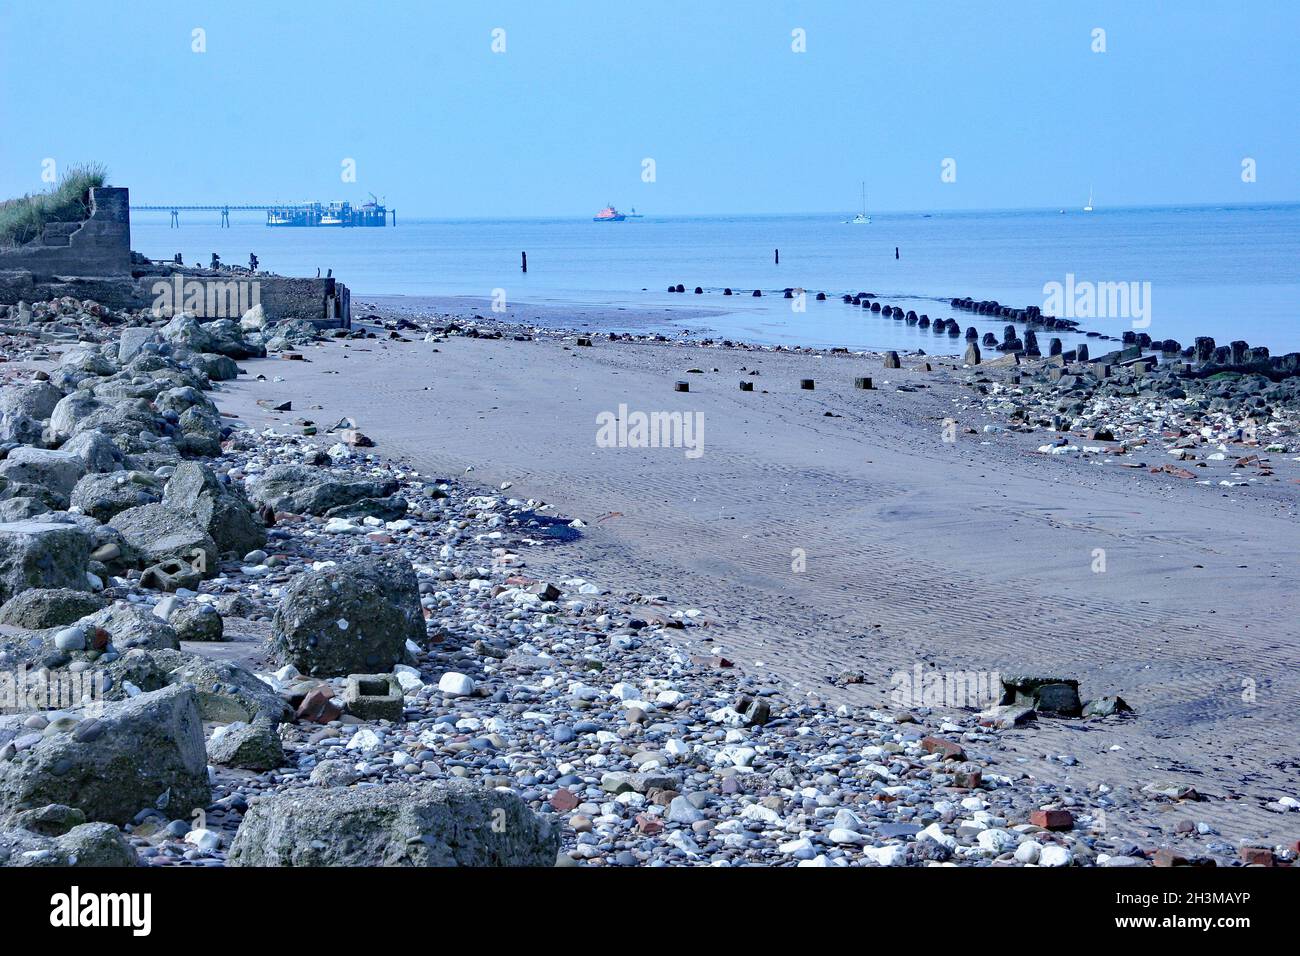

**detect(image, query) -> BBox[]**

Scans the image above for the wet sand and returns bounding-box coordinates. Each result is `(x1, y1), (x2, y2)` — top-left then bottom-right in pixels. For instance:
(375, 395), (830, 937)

(217, 310), (1300, 846)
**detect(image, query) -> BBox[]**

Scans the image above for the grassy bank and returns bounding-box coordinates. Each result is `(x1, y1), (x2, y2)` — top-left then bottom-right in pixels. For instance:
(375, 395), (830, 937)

(0, 163), (107, 247)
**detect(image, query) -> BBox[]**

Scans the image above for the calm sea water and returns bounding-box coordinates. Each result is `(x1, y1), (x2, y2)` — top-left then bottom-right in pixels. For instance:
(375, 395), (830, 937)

(132, 204), (1300, 356)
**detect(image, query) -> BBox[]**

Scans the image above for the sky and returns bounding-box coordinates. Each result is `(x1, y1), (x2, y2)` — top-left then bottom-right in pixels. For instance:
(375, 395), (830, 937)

(1, 0), (1296, 217)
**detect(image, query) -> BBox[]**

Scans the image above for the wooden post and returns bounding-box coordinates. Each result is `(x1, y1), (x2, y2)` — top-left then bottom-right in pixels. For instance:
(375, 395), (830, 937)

(854, 377), (873, 389)
(774, 248), (779, 265)
(800, 379), (815, 390)
(521, 251), (527, 273)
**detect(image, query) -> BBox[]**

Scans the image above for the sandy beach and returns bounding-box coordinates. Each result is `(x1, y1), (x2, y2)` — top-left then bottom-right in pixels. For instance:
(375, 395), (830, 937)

(217, 297), (1300, 847)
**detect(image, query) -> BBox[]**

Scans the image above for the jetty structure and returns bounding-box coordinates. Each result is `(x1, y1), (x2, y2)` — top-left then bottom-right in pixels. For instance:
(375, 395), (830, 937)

(131, 193), (393, 228)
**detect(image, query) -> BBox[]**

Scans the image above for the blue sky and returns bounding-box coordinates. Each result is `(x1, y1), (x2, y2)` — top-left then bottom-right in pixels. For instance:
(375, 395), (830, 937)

(1, 0), (1295, 216)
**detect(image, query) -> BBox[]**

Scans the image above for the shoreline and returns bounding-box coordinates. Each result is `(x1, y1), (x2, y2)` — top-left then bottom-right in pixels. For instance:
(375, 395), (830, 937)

(0, 288), (1295, 868)
(218, 300), (1300, 850)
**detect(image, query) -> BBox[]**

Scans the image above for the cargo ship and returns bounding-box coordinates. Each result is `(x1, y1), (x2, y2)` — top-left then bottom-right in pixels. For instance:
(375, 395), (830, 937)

(267, 194), (390, 227)
(593, 203), (625, 222)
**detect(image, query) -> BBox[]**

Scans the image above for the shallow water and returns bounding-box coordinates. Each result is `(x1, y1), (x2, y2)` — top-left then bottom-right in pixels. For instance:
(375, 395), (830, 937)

(133, 203), (1300, 356)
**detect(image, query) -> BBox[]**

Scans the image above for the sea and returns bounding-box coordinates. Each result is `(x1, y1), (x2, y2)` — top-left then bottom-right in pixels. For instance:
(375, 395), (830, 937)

(132, 204), (1300, 357)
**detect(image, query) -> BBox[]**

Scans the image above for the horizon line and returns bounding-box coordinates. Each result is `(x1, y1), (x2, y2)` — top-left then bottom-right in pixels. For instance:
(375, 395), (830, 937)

(126, 199), (1300, 222)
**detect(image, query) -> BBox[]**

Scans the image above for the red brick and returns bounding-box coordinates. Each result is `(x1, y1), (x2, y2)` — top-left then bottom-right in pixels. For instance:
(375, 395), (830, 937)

(549, 788), (580, 812)
(1239, 846), (1275, 867)
(1030, 809), (1075, 831)
(921, 736), (966, 761)
(296, 685), (342, 724)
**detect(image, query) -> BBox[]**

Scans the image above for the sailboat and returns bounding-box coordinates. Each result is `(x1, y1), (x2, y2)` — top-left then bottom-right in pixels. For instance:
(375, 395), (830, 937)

(1083, 186), (1094, 213)
(845, 182), (870, 224)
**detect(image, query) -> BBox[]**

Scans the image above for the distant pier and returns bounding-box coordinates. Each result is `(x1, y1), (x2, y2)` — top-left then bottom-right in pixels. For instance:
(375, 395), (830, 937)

(131, 197), (395, 228)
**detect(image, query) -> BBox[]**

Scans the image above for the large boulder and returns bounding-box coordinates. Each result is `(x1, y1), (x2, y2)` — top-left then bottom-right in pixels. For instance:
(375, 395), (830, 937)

(246, 463), (399, 516)
(0, 520), (91, 604)
(162, 462), (265, 556)
(100, 648), (290, 723)
(58, 345), (117, 377)
(48, 391), (102, 442)
(70, 471), (162, 523)
(273, 555), (424, 677)
(227, 781), (559, 867)
(60, 430), (125, 473)
(0, 447), (87, 500)
(0, 684), (210, 826)
(107, 503), (218, 576)
(0, 588), (107, 630)
(189, 353), (239, 382)
(0, 821), (137, 867)
(176, 406), (224, 457)
(117, 327), (158, 364)
(207, 716), (284, 771)
(81, 603), (181, 652)
(160, 314), (262, 360)
(0, 381), (63, 445)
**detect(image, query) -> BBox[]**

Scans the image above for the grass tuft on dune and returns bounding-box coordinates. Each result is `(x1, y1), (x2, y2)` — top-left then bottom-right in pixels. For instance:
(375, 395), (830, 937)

(0, 162), (108, 248)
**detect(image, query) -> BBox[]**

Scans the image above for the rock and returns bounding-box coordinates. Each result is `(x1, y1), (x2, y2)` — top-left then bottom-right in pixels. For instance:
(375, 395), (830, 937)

(964, 342), (981, 365)
(161, 313), (262, 359)
(0, 684), (209, 826)
(61, 430), (125, 473)
(116, 327), (158, 363)
(1015, 840), (1042, 864)
(207, 716), (285, 771)
(883, 351), (901, 369)
(162, 462), (265, 557)
(227, 780), (559, 867)
(100, 648), (290, 723)
(81, 603), (180, 651)
(171, 603), (224, 642)
(0, 382), (61, 445)
(1082, 695), (1133, 718)
(10, 803), (86, 836)
(667, 795), (704, 824)
(53, 625), (87, 651)
(0, 520), (91, 604)
(1038, 844), (1073, 867)
(239, 304), (267, 332)
(108, 503), (218, 577)
(48, 391), (101, 443)
(977, 704), (1036, 729)
(437, 672), (475, 697)
(69, 471), (162, 523)
(0, 822), (137, 867)
(0, 447), (87, 500)
(189, 353), (239, 382)
(245, 463), (399, 516)
(272, 554), (424, 677)
(309, 760), (358, 787)
(0, 588), (106, 629)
